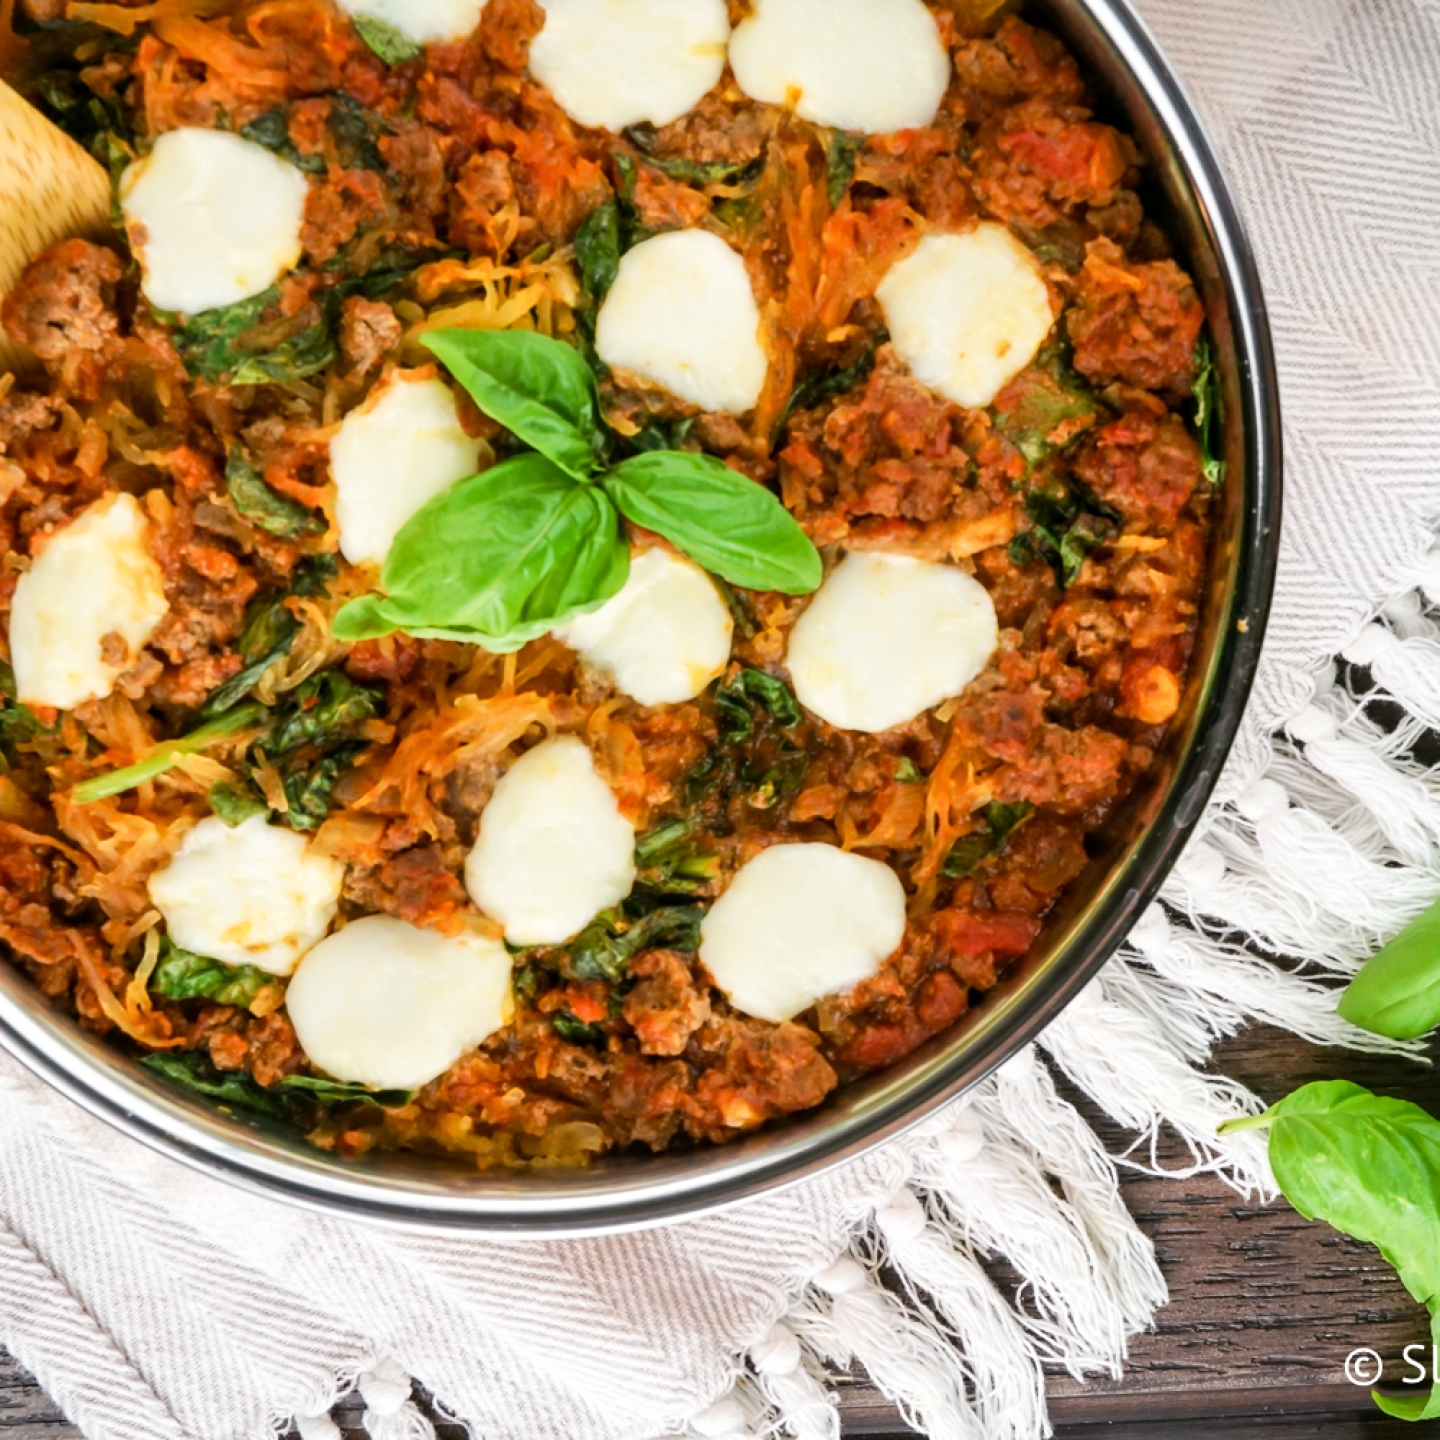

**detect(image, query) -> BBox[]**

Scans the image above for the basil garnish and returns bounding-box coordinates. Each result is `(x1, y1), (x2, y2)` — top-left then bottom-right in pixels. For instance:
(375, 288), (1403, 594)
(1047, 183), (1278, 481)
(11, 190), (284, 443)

(1338, 897), (1440, 1040)
(335, 327), (822, 647)
(1223, 1081), (1440, 1420)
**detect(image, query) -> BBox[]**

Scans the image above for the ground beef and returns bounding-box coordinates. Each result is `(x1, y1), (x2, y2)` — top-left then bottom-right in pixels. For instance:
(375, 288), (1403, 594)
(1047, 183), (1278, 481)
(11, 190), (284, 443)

(1, 239), (124, 390)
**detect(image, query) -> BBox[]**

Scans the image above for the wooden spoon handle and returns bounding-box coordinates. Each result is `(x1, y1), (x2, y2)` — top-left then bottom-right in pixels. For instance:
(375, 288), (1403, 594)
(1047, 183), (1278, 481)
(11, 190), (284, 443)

(0, 79), (114, 373)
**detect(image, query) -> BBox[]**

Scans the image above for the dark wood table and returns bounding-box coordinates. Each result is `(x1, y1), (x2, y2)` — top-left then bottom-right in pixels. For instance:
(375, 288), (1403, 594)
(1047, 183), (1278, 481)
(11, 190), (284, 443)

(3, 1024), (1439, 1438)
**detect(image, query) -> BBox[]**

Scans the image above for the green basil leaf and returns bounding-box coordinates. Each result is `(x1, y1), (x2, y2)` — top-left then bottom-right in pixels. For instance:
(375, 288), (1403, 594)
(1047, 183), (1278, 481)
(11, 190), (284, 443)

(151, 939), (274, 1009)
(1222, 1081), (1440, 1420)
(335, 454), (629, 649)
(603, 452), (821, 594)
(278, 1074), (412, 1107)
(420, 328), (601, 480)
(1338, 896), (1440, 1039)
(226, 449), (324, 539)
(351, 13), (422, 65)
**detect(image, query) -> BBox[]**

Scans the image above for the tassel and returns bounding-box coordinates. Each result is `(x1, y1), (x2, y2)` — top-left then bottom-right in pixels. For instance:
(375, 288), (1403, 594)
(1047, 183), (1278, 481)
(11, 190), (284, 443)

(295, 1414), (343, 1440)
(357, 1358), (434, 1440)
(1343, 622), (1440, 732)
(872, 1189), (1049, 1440)
(748, 1323), (838, 1440)
(791, 1254), (984, 1440)
(689, 1393), (758, 1440)
(910, 1103), (1126, 1379)
(1039, 973), (1274, 1197)
(980, 1048), (1166, 1339)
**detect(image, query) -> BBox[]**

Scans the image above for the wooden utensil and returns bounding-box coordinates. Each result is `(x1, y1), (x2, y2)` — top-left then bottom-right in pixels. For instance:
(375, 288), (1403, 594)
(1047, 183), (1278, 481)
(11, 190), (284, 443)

(0, 78), (113, 373)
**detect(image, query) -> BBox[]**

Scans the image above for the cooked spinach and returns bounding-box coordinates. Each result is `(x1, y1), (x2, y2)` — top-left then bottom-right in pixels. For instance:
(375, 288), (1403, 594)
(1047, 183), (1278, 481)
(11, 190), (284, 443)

(1221, 1081), (1440, 1421)
(228, 320), (337, 388)
(1189, 331), (1226, 486)
(239, 109), (326, 174)
(207, 781), (269, 827)
(941, 801), (1035, 880)
(143, 1052), (411, 1119)
(551, 1012), (607, 1047)
(633, 820), (719, 898)
(226, 449), (325, 540)
(197, 591), (302, 720)
(714, 668), (803, 740)
(895, 757), (924, 783)
(687, 668), (808, 812)
(565, 905), (705, 984)
(277, 744), (364, 831)
(1009, 482), (1119, 588)
(574, 200), (622, 312)
(350, 13), (422, 65)
(623, 123), (765, 188)
(826, 129), (863, 208)
(326, 93), (389, 173)
(290, 553), (339, 598)
(772, 334), (884, 443)
(265, 670), (382, 754)
(994, 344), (1099, 469)
(150, 939), (274, 1009)
(278, 1074), (413, 1107)
(0, 661), (45, 762)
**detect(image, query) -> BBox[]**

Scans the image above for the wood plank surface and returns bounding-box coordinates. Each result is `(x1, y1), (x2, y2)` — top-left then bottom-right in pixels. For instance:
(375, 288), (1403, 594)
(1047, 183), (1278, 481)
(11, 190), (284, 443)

(2, 1024), (1438, 1438)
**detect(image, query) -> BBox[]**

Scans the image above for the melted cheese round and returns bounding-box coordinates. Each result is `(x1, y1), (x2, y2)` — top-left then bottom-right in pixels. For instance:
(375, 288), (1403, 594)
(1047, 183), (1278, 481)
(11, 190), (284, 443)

(148, 815), (345, 978)
(786, 551), (998, 733)
(285, 915), (513, 1091)
(330, 371), (482, 567)
(729, 0), (949, 135)
(595, 229), (767, 415)
(465, 736), (636, 945)
(530, 0), (730, 132)
(700, 843), (906, 1023)
(120, 128), (308, 316)
(556, 547), (733, 705)
(339, 0), (488, 45)
(9, 493), (168, 710)
(877, 225), (1055, 410)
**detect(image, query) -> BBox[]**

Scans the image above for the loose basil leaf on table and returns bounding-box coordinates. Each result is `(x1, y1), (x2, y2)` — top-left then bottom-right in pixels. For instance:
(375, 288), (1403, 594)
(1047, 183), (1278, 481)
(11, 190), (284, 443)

(1338, 895), (1440, 1039)
(602, 451), (822, 595)
(419, 329), (602, 480)
(333, 453), (629, 649)
(1221, 1081), (1440, 1420)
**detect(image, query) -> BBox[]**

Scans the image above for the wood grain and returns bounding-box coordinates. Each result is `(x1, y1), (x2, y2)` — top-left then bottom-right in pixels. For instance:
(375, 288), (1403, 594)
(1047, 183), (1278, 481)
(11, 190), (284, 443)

(1, 1024), (1437, 1438)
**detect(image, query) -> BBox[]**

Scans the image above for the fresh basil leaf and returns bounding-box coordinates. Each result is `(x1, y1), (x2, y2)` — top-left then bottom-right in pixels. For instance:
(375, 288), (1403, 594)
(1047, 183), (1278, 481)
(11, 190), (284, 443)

(351, 12), (422, 65)
(141, 1052), (285, 1117)
(1190, 331), (1226, 486)
(335, 454), (629, 649)
(208, 781), (268, 827)
(278, 1074), (412, 1107)
(1338, 896), (1440, 1039)
(603, 452), (821, 594)
(226, 449), (325, 539)
(827, 129), (863, 208)
(1222, 1081), (1440, 1420)
(420, 328), (601, 480)
(151, 939), (275, 1008)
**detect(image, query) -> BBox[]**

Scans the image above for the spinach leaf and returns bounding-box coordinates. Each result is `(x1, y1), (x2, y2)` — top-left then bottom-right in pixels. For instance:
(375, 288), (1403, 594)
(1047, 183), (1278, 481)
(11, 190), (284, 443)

(566, 905), (705, 983)
(208, 781), (269, 826)
(228, 320), (337, 388)
(279, 1074), (412, 1107)
(140, 1052), (284, 1117)
(1190, 331), (1226, 486)
(941, 801), (1034, 880)
(334, 454), (630, 650)
(72, 704), (264, 804)
(623, 124), (765, 188)
(350, 12), (422, 64)
(325, 94), (389, 173)
(226, 449), (326, 539)
(197, 591), (301, 720)
(826, 129), (863, 208)
(715, 668), (802, 740)
(239, 109), (326, 174)
(895, 757), (923, 783)
(420, 328), (602, 480)
(1338, 896), (1440, 1040)
(552, 1012), (607, 1047)
(0, 661), (45, 762)
(266, 670), (382, 754)
(772, 335), (882, 443)
(1009, 483), (1119, 588)
(168, 288), (283, 380)
(603, 452), (822, 594)
(150, 939), (274, 1009)
(1221, 1081), (1440, 1421)
(634, 820), (719, 897)
(278, 746), (365, 831)
(292, 552), (340, 597)
(994, 345), (1099, 468)
(574, 200), (622, 310)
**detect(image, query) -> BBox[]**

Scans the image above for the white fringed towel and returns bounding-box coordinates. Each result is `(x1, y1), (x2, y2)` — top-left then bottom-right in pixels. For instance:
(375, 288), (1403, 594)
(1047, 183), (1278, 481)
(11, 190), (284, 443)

(3, 1), (1440, 1436)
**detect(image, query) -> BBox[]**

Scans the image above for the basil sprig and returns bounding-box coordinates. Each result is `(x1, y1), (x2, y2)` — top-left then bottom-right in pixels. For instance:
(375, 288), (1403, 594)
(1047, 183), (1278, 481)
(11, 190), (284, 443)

(333, 329), (821, 650)
(1338, 896), (1440, 1039)
(1222, 1081), (1440, 1420)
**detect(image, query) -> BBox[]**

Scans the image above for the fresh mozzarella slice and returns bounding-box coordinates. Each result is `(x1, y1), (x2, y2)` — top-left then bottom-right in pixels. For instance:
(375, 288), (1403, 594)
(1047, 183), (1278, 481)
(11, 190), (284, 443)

(729, 0), (949, 135)
(119, 128), (308, 315)
(595, 229), (767, 415)
(529, 0), (730, 132)
(285, 915), (513, 1091)
(465, 736), (636, 945)
(339, 0), (488, 45)
(148, 815), (345, 978)
(786, 551), (998, 733)
(9, 492), (168, 710)
(877, 225), (1055, 410)
(700, 843), (906, 1023)
(556, 547), (733, 705)
(330, 371), (482, 567)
